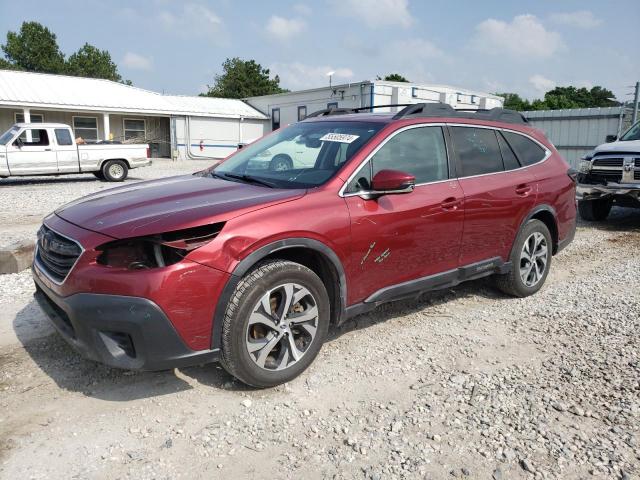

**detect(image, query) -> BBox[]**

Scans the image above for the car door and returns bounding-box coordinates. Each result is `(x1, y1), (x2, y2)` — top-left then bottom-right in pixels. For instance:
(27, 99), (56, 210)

(53, 128), (79, 173)
(343, 125), (464, 303)
(450, 125), (537, 266)
(6, 127), (58, 175)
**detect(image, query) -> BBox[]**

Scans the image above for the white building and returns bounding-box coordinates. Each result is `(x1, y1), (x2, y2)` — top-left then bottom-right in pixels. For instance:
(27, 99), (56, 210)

(246, 80), (504, 131)
(0, 69), (268, 160)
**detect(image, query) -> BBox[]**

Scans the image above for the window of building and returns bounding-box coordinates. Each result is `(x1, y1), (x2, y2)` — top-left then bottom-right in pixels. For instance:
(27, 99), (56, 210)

(271, 108), (280, 130)
(15, 113), (44, 123)
(497, 131), (521, 170)
(297, 106), (307, 121)
(55, 128), (73, 146)
(16, 129), (49, 147)
(73, 116), (98, 141)
(412, 87), (418, 98)
(124, 118), (146, 141)
(450, 127), (503, 177)
(327, 102), (338, 109)
(345, 126), (448, 193)
(502, 131), (547, 166)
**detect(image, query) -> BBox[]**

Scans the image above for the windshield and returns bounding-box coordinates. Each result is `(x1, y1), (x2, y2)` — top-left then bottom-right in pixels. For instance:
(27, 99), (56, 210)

(0, 127), (19, 146)
(620, 121), (640, 141)
(213, 121), (384, 189)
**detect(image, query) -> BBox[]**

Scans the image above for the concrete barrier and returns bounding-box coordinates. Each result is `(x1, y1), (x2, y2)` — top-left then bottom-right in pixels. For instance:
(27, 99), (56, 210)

(0, 240), (35, 274)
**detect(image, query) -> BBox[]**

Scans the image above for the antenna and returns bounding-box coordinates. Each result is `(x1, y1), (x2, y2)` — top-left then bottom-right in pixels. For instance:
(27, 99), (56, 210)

(326, 71), (335, 89)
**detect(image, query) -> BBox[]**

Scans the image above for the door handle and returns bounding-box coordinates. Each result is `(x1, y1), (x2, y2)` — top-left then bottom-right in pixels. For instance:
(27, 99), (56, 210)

(44, 148), (52, 151)
(515, 184), (532, 196)
(441, 197), (461, 210)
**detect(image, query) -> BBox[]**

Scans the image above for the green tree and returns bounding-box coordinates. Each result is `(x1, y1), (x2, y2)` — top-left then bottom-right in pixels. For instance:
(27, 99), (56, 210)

(377, 73), (409, 82)
(202, 58), (287, 98)
(1, 21), (65, 73)
(495, 92), (532, 111)
(66, 43), (122, 82)
(542, 86), (618, 109)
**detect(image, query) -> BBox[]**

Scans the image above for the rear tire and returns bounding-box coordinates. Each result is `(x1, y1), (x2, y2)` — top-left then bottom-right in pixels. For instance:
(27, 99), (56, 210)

(578, 198), (612, 221)
(494, 219), (552, 298)
(220, 260), (330, 388)
(102, 160), (128, 182)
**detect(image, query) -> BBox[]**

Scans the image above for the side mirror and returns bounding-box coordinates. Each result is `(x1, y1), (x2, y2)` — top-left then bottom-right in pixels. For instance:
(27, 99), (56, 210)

(359, 169), (415, 199)
(13, 137), (23, 148)
(605, 134), (618, 143)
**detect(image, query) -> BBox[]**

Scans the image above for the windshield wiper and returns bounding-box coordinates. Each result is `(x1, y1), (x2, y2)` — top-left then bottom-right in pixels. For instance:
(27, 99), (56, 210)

(216, 172), (276, 188)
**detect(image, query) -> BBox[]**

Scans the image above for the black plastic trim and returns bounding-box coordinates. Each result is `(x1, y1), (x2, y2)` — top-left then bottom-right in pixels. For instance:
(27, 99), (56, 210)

(348, 257), (508, 314)
(33, 270), (219, 371)
(511, 204), (559, 256)
(210, 238), (348, 349)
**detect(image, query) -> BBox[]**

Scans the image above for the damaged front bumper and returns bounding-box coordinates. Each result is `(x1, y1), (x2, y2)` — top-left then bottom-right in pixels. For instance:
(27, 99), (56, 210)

(577, 182), (640, 201)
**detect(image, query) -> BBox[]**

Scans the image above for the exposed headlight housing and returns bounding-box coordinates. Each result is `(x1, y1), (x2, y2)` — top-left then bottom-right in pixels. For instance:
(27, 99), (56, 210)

(96, 223), (224, 270)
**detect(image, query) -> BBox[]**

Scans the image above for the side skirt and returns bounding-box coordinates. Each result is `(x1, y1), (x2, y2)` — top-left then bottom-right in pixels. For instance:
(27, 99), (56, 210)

(344, 257), (510, 320)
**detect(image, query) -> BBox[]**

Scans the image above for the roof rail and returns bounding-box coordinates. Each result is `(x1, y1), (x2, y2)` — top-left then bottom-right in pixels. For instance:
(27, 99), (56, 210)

(305, 102), (528, 125)
(393, 103), (528, 124)
(305, 104), (413, 118)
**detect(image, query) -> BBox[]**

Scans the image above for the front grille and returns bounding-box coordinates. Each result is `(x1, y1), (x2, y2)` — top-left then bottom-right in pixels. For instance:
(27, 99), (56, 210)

(635, 171), (640, 181)
(590, 170), (622, 183)
(635, 158), (640, 167)
(36, 225), (82, 282)
(592, 158), (624, 167)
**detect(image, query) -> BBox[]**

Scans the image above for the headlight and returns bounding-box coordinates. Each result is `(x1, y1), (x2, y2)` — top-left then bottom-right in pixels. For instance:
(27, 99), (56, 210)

(96, 223), (224, 270)
(578, 159), (592, 173)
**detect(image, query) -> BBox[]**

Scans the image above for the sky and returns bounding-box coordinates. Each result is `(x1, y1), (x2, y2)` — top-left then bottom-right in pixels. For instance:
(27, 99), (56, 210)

(1, 0), (638, 101)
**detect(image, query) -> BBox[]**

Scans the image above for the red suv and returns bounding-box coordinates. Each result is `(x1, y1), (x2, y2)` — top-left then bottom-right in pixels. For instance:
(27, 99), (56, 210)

(33, 103), (576, 387)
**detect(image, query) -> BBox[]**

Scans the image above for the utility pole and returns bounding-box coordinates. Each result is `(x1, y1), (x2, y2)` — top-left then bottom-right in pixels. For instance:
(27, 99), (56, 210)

(633, 81), (639, 124)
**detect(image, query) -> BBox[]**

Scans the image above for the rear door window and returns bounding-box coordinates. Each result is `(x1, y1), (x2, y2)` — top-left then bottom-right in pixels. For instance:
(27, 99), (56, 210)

(502, 131), (547, 166)
(450, 127), (503, 177)
(497, 131), (521, 170)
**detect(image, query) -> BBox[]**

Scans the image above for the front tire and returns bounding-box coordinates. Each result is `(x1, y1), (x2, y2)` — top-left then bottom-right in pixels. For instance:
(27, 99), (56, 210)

(102, 160), (128, 182)
(578, 198), (612, 221)
(495, 219), (552, 298)
(220, 260), (330, 388)
(93, 171), (105, 180)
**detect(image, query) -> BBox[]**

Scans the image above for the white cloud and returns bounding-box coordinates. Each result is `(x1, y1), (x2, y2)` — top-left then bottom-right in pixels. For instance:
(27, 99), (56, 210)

(473, 14), (565, 59)
(389, 38), (445, 60)
(331, 0), (413, 28)
(158, 3), (221, 35)
(529, 74), (556, 94)
(550, 10), (601, 29)
(293, 3), (312, 16)
(270, 62), (354, 90)
(265, 16), (306, 41)
(122, 52), (153, 71)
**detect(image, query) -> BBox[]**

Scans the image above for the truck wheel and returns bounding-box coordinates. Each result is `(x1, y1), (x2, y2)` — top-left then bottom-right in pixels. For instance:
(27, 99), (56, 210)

(494, 219), (552, 298)
(220, 260), (330, 388)
(578, 198), (612, 221)
(93, 171), (105, 180)
(102, 160), (128, 182)
(269, 154), (293, 171)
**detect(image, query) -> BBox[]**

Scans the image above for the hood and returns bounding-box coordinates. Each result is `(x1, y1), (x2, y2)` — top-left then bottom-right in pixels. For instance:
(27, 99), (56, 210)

(594, 139), (640, 153)
(55, 174), (305, 239)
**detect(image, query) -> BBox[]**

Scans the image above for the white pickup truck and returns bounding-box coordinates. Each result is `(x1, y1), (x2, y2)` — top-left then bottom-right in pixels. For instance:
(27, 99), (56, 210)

(0, 123), (152, 182)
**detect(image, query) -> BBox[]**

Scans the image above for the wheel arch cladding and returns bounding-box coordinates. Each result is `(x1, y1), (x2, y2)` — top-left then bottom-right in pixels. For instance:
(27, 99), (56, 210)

(529, 207), (559, 254)
(210, 238), (347, 350)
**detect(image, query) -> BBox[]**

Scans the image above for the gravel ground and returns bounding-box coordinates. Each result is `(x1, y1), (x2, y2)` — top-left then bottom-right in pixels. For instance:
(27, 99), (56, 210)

(0, 169), (638, 479)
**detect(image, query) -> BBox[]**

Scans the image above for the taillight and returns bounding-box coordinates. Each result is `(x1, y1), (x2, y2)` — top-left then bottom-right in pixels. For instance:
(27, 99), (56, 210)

(146, 147), (151, 158)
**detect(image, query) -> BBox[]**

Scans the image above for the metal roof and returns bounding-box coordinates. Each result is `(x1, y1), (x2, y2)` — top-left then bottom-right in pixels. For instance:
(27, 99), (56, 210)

(0, 69), (268, 120)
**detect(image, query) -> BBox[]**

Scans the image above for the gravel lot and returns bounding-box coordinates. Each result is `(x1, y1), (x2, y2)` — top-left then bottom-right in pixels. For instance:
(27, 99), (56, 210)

(0, 163), (638, 479)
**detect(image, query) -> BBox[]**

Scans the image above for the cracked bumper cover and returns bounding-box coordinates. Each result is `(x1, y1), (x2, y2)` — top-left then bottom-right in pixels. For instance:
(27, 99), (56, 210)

(33, 269), (219, 371)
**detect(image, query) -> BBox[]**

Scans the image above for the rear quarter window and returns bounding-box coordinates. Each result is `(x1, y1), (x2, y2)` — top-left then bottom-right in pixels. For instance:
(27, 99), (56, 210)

(503, 131), (547, 166)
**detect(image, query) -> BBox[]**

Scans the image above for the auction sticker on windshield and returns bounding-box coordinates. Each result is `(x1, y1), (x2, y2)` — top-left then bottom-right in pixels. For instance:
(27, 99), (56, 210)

(319, 133), (360, 144)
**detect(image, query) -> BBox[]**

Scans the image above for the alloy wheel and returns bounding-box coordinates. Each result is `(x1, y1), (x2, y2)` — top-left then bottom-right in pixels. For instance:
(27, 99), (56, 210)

(109, 163), (125, 179)
(245, 283), (319, 371)
(519, 232), (548, 287)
